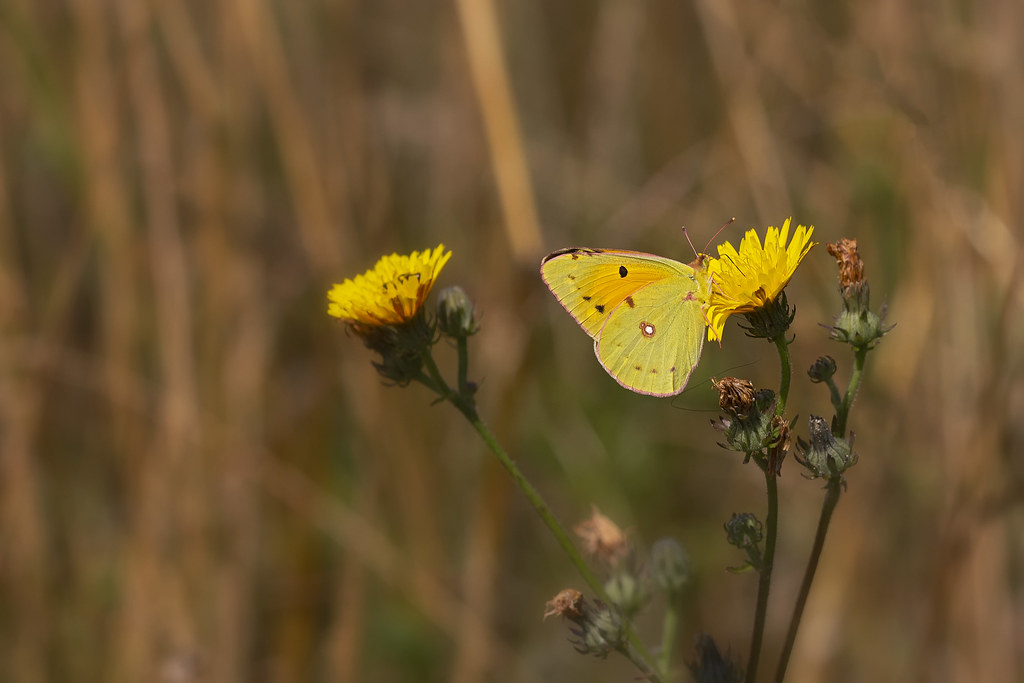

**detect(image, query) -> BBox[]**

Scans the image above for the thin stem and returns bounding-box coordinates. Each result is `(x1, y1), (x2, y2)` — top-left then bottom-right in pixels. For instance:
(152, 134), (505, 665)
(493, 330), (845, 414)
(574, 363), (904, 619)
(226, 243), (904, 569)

(456, 336), (469, 396)
(774, 336), (792, 416)
(835, 347), (867, 437)
(824, 376), (843, 414)
(459, 404), (660, 681)
(773, 478), (841, 683)
(619, 642), (660, 680)
(746, 334), (791, 683)
(421, 350), (661, 680)
(659, 595), (680, 677)
(745, 469), (778, 683)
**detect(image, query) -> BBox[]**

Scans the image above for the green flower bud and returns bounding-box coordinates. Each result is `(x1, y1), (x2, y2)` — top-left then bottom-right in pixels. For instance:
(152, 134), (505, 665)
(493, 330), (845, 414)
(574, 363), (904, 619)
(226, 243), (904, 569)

(807, 355), (837, 383)
(829, 286), (890, 351)
(436, 286), (478, 338)
(724, 512), (763, 552)
(569, 600), (625, 658)
(724, 512), (764, 573)
(650, 538), (691, 595)
(604, 571), (648, 618)
(796, 415), (858, 480)
(711, 383), (778, 455)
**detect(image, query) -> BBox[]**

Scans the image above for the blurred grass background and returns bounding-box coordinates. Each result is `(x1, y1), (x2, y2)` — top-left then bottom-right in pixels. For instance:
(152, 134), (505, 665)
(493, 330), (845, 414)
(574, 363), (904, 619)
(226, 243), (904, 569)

(1, 0), (1022, 681)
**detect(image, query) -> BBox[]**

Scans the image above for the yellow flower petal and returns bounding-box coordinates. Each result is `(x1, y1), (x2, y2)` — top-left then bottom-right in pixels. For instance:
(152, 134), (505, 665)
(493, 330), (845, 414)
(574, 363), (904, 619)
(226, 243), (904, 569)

(703, 219), (816, 341)
(327, 244), (452, 328)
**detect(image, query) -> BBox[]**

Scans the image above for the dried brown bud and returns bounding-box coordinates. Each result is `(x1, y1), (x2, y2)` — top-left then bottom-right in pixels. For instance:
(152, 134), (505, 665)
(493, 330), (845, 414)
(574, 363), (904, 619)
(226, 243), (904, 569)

(543, 589), (585, 621)
(574, 507), (629, 565)
(712, 377), (757, 418)
(827, 238), (865, 291)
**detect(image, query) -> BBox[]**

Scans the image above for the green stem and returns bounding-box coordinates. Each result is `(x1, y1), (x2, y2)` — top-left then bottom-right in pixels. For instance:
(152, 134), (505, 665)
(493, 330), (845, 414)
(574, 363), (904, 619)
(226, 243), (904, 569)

(745, 334), (791, 682)
(745, 468), (778, 683)
(773, 478), (841, 683)
(456, 336), (469, 396)
(659, 595), (680, 677)
(420, 351), (661, 681)
(835, 347), (867, 438)
(774, 336), (792, 416)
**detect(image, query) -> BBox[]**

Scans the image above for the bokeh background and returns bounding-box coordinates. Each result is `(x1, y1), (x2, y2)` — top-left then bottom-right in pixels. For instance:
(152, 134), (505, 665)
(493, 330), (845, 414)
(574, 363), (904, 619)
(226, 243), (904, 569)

(1, 0), (1022, 681)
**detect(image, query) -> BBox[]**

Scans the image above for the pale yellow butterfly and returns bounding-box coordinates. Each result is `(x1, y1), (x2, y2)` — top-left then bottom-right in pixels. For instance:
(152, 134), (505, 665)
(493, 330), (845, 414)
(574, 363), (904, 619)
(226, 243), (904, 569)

(540, 247), (711, 396)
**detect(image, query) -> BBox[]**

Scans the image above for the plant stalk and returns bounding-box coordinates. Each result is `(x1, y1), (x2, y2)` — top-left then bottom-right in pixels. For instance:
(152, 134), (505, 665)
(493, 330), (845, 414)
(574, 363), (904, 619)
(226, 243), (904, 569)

(773, 478), (841, 682)
(745, 469), (778, 683)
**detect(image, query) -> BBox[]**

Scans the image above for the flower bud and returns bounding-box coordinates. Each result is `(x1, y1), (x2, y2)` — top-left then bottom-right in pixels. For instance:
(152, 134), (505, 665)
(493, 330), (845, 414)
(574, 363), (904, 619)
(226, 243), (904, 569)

(724, 512), (763, 552)
(807, 355), (837, 383)
(650, 538), (691, 595)
(825, 239), (891, 351)
(436, 286), (478, 338)
(724, 513), (764, 573)
(689, 634), (744, 683)
(574, 507), (629, 567)
(796, 415), (858, 480)
(711, 381), (777, 455)
(604, 571), (649, 618)
(544, 590), (625, 658)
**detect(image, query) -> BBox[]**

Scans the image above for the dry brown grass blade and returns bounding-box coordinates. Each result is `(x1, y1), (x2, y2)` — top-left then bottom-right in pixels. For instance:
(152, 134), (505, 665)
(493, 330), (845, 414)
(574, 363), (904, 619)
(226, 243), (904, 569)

(455, 0), (543, 263)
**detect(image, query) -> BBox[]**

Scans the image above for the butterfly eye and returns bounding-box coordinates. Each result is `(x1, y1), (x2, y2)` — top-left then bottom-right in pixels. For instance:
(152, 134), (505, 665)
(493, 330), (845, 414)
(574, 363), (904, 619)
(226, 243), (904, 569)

(639, 321), (656, 338)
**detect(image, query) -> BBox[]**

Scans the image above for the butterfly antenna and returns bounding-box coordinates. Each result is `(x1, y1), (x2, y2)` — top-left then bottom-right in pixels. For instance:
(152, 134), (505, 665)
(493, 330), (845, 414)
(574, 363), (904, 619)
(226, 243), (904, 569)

(702, 217), (736, 254)
(681, 226), (699, 260)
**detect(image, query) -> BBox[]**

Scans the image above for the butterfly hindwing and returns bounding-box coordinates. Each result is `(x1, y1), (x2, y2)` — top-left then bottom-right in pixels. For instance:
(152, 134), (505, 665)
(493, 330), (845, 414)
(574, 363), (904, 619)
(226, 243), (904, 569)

(541, 247), (710, 396)
(596, 276), (706, 396)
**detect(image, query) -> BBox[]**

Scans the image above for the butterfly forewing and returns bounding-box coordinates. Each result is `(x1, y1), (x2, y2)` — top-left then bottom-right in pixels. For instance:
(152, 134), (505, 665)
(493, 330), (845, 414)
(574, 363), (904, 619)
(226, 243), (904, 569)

(540, 248), (692, 339)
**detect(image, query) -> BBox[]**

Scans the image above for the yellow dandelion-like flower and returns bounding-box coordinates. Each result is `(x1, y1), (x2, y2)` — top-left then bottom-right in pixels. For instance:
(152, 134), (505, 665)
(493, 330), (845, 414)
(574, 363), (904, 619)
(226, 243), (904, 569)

(327, 244), (452, 330)
(704, 219), (816, 342)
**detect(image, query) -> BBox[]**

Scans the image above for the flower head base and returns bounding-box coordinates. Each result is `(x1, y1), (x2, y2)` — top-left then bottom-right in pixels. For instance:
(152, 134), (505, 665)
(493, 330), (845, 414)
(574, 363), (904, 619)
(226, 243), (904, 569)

(704, 219), (816, 342)
(327, 244), (452, 331)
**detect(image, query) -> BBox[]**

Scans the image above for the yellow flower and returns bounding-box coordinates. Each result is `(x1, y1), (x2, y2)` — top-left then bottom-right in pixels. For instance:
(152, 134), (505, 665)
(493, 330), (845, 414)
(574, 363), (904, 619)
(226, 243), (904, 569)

(327, 244), (452, 330)
(704, 219), (816, 342)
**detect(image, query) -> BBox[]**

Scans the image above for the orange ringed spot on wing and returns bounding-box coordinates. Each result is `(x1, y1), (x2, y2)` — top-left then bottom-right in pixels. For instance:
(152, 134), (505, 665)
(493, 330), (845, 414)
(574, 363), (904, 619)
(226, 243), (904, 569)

(639, 321), (656, 337)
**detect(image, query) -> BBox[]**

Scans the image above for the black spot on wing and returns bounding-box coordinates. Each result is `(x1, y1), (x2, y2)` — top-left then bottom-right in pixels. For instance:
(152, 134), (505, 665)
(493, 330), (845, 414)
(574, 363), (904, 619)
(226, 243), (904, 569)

(619, 265), (628, 278)
(595, 304), (605, 314)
